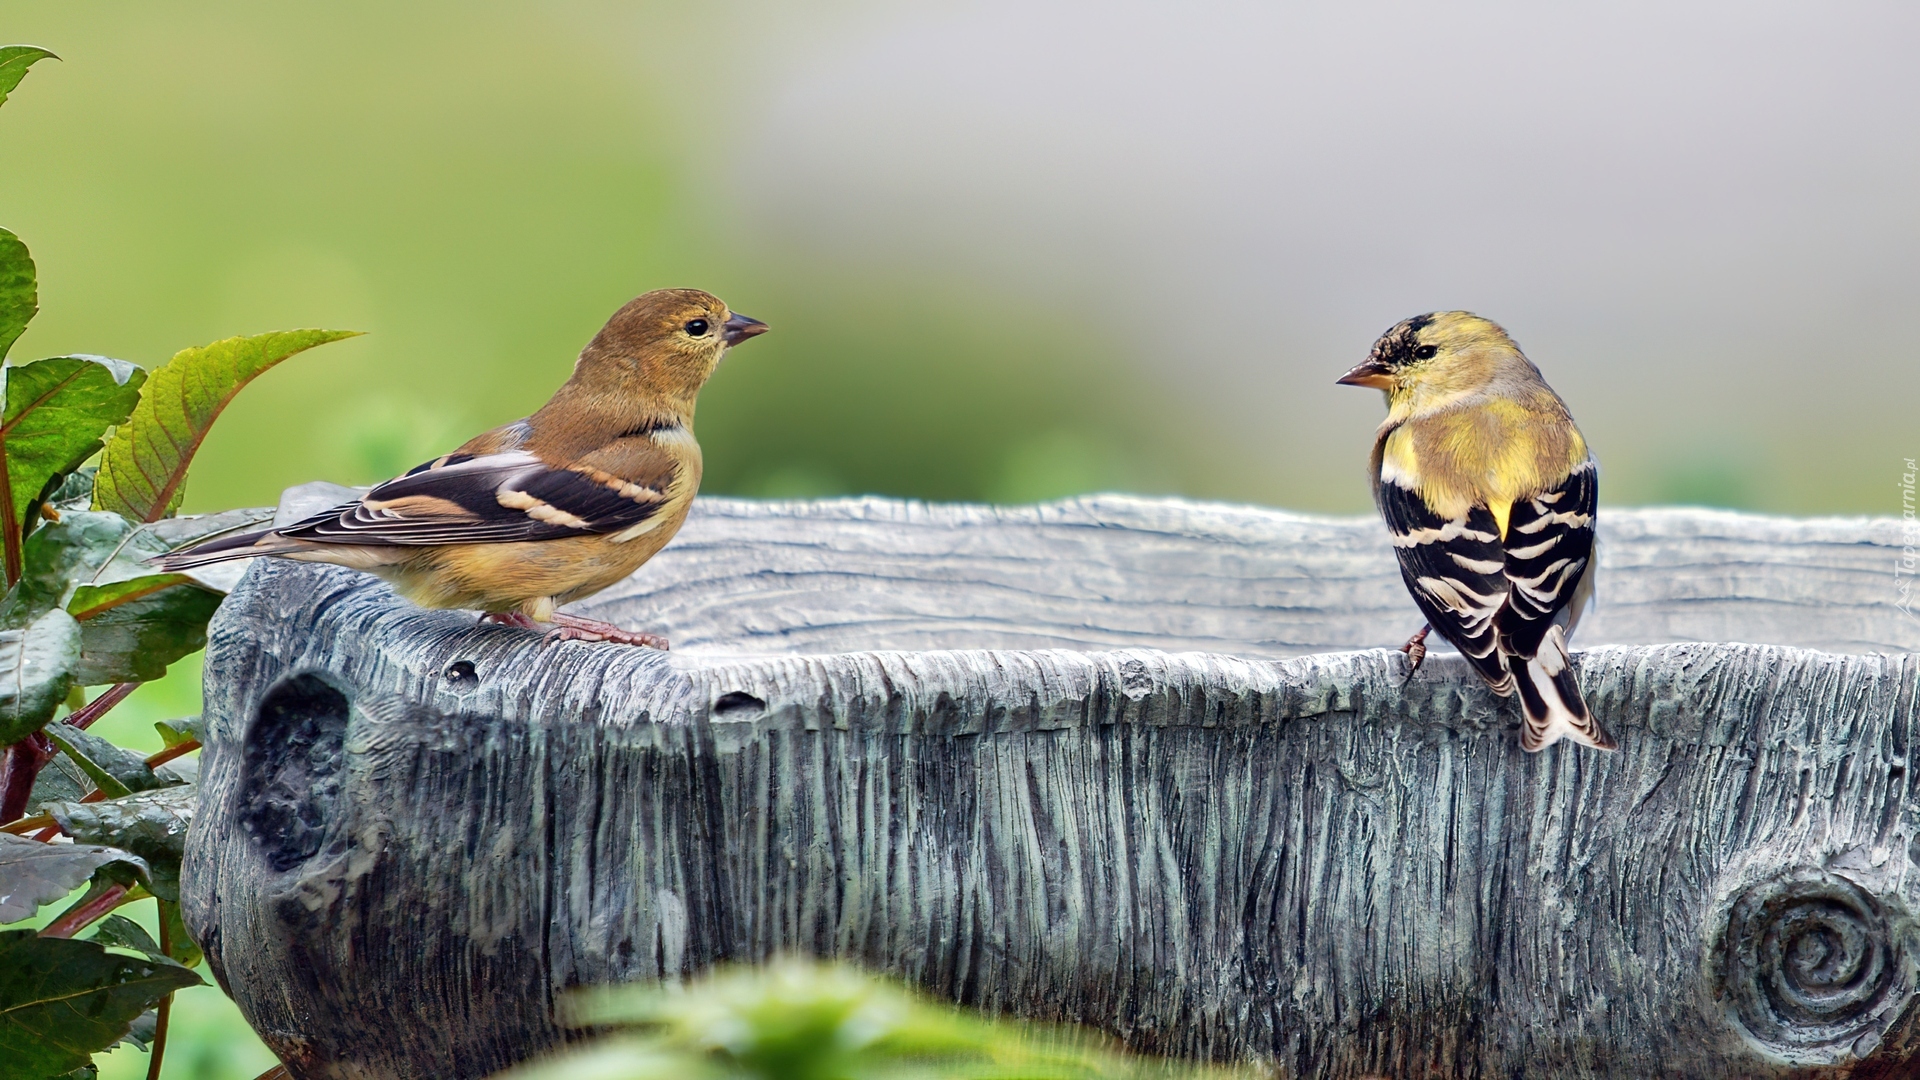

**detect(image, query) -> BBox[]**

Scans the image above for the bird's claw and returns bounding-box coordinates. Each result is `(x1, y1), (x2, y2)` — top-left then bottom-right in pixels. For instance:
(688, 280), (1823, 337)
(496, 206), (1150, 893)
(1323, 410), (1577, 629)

(543, 610), (669, 649)
(1397, 624), (1432, 686)
(540, 623), (670, 650)
(479, 610), (669, 650)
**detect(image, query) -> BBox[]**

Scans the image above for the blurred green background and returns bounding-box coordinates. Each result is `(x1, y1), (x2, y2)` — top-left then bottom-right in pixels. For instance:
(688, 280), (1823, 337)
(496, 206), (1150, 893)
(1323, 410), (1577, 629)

(4, 2), (1913, 1076)
(1, 1), (1244, 521)
(5, 1), (1912, 524)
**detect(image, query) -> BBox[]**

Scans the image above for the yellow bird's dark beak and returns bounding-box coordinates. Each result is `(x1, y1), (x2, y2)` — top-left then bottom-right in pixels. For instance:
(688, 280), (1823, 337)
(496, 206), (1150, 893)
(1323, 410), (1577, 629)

(722, 313), (769, 347)
(1336, 358), (1394, 390)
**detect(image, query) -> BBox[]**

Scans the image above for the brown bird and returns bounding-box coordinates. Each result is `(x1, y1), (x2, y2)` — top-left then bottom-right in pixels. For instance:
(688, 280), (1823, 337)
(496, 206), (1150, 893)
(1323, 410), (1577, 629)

(157, 288), (768, 648)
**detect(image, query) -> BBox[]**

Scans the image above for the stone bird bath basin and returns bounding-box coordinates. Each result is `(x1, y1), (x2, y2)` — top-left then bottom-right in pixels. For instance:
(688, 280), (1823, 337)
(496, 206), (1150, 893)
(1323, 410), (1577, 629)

(182, 488), (1920, 1079)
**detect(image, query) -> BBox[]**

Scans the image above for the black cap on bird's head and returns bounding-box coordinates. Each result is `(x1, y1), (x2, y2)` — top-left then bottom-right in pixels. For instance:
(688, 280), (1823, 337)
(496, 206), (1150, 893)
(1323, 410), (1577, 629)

(1338, 314), (1434, 389)
(1336, 311), (1513, 390)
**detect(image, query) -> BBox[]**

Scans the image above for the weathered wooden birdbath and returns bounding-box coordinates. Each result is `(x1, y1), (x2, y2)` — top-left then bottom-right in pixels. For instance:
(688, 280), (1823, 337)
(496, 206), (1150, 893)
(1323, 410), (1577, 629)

(182, 487), (1920, 1079)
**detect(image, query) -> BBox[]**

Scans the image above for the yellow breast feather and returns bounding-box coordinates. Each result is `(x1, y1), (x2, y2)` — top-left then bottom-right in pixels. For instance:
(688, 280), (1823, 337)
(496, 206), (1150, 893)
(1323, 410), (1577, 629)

(1387, 403), (1588, 530)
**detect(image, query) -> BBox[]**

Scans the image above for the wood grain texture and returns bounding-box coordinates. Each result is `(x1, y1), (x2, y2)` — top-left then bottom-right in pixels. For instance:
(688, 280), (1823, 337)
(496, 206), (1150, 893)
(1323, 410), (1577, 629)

(180, 492), (1920, 1079)
(586, 496), (1919, 657)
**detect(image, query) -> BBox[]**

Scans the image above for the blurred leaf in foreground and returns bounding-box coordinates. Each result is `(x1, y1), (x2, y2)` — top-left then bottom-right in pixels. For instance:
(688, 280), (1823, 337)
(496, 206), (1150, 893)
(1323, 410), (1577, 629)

(501, 959), (1259, 1080)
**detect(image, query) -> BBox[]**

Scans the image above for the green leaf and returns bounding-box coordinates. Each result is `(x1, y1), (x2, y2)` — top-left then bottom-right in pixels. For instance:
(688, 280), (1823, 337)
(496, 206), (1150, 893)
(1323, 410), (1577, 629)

(93, 329), (360, 522)
(0, 834), (149, 925)
(65, 507), (274, 613)
(153, 718), (203, 750)
(0, 511), (233, 685)
(1, 510), (268, 633)
(157, 900), (199, 968)
(44, 787), (194, 901)
(24, 753), (88, 815)
(0, 46), (57, 109)
(41, 468), (94, 516)
(86, 910), (194, 989)
(1, 356), (148, 543)
(532, 960), (1260, 1080)
(86, 915), (160, 958)
(72, 583), (221, 686)
(44, 723), (174, 796)
(0, 608), (80, 744)
(2, 513), (142, 628)
(110, 1009), (156, 1054)
(0, 929), (199, 1078)
(40, 727), (130, 800)
(0, 227), (34, 363)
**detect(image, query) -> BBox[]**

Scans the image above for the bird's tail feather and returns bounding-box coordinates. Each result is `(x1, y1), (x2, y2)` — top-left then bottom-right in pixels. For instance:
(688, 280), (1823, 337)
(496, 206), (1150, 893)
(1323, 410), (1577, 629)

(1513, 624), (1614, 752)
(151, 526), (296, 571)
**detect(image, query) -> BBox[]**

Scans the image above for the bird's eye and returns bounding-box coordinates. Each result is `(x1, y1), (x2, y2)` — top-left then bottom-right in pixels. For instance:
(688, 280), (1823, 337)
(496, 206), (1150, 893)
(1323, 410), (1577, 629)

(684, 319), (710, 337)
(1413, 344), (1438, 360)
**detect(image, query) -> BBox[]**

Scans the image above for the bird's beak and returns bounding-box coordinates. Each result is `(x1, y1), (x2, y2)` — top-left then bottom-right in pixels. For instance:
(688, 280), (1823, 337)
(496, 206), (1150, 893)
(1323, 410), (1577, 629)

(1336, 358), (1394, 390)
(722, 313), (769, 347)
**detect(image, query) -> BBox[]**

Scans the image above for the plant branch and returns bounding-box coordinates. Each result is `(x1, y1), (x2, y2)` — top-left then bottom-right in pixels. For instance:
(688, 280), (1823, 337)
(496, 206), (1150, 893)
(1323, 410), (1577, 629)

(69, 681), (138, 730)
(69, 576), (185, 621)
(0, 811), (53, 834)
(38, 880), (131, 938)
(145, 739), (199, 771)
(149, 909), (176, 1080)
(0, 732), (52, 823)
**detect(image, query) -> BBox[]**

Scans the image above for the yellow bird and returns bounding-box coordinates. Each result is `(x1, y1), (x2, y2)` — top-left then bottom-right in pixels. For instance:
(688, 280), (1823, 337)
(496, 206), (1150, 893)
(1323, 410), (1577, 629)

(1338, 311), (1612, 751)
(157, 288), (768, 648)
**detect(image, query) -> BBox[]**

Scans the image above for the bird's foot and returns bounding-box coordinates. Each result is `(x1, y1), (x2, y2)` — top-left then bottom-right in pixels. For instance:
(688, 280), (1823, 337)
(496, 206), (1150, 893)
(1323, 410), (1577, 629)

(1398, 624), (1432, 685)
(479, 610), (668, 649)
(543, 611), (670, 650)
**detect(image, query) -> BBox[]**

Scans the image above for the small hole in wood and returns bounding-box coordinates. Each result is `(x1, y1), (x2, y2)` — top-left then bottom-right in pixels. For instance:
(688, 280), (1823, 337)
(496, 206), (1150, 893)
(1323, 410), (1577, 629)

(444, 660), (479, 687)
(713, 691), (766, 717)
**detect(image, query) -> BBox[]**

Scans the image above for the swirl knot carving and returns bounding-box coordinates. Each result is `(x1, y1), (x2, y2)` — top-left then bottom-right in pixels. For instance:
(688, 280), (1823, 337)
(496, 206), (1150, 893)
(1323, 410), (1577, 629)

(1719, 870), (1914, 1063)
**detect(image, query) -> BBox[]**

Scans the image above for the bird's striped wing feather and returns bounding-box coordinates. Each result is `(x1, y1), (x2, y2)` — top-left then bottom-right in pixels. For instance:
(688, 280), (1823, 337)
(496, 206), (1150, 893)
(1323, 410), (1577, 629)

(280, 449), (676, 547)
(1497, 460), (1608, 749)
(1378, 483), (1514, 692)
(1497, 460), (1596, 656)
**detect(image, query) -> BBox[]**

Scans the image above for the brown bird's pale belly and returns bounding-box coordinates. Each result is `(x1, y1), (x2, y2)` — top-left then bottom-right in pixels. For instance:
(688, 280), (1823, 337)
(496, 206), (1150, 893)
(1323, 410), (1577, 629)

(288, 503), (690, 618)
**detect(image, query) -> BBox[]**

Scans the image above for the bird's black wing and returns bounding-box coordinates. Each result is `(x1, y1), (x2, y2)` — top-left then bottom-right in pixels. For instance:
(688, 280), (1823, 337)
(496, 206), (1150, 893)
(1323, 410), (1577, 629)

(1496, 459), (1597, 656)
(278, 450), (677, 546)
(1497, 458), (1607, 748)
(1378, 481), (1514, 693)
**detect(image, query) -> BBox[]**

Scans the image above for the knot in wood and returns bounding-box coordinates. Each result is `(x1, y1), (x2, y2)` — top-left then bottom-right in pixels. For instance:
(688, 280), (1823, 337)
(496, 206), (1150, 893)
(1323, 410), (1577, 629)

(1718, 870), (1916, 1064)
